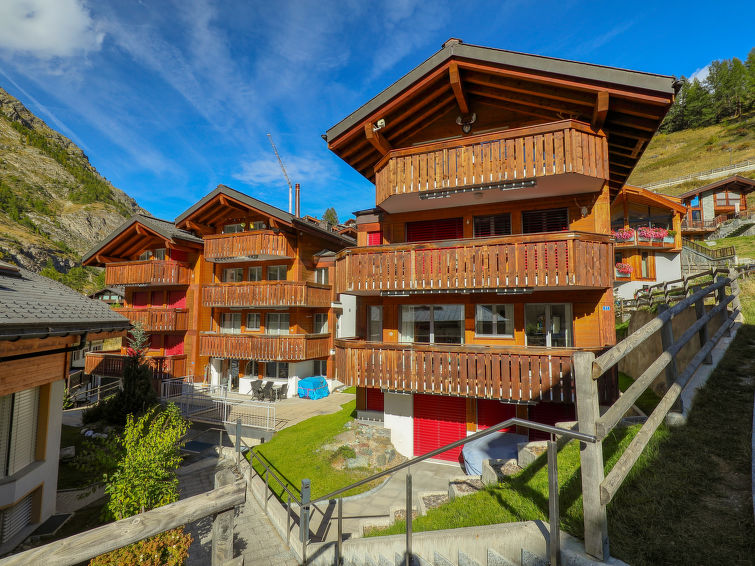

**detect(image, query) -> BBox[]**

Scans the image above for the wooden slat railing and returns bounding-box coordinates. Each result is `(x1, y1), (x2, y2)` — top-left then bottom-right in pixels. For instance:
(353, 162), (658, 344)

(203, 230), (293, 261)
(113, 308), (189, 331)
(199, 333), (329, 361)
(105, 260), (190, 286)
(202, 281), (331, 308)
(335, 232), (612, 294)
(84, 352), (188, 380)
(335, 339), (616, 404)
(374, 120), (608, 205)
(682, 238), (736, 260)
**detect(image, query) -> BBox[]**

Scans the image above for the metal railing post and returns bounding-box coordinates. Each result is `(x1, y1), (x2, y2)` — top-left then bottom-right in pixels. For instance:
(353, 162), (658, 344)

(337, 498), (343, 566)
(236, 418), (242, 466)
(300, 479), (310, 564)
(286, 494), (291, 548)
(405, 470), (412, 566)
(547, 436), (560, 566)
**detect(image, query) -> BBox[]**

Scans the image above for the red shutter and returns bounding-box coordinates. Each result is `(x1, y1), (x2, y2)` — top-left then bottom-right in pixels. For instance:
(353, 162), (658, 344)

(528, 403), (575, 440)
(367, 231), (382, 246)
(170, 249), (188, 262)
(132, 292), (148, 309)
(413, 394), (467, 461)
(522, 208), (569, 234)
(167, 290), (186, 309)
(406, 218), (463, 242)
(366, 388), (384, 412)
(151, 291), (162, 307)
(164, 336), (184, 356)
(149, 335), (162, 350)
(477, 400), (516, 432)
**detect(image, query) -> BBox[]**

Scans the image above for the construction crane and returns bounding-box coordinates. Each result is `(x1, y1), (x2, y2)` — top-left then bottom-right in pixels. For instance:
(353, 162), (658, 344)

(266, 133), (294, 214)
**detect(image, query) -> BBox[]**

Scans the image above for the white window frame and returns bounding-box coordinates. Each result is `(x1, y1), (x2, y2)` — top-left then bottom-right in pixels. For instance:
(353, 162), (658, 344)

(524, 303), (572, 348)
(248, 266), (262, 281)
(475, 304), (514, 338)
(315, 267), (329, 285)
(250, 220), (266, 231)
(266, 313), (290, 335)
(246, 312), (261, 331)
(314, 313), (328, 334)
(399, 304), (464, 345)
(138, 250), (152, 261)
(268, 265), (287, 281)
(368, 305), (383, 342)
(313, 359), (327, 376)
(265, 361), (289, 379)
(220, 313), (242, 334)
(153, 248), (166, 260)
(222, 267), (244, 283)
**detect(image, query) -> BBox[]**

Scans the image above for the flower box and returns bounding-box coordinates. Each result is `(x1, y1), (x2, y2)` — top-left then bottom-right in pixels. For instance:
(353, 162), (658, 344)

(615, 262), (633, 278)
(637, 226), (668, 241)
(612, 228), (635, 242)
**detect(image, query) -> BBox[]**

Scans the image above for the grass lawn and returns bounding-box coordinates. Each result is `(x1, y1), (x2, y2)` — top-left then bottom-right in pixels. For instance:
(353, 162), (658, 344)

(708, 234), (755, 261)
(251, 400), (382, 501)
(341, 386), (356, 394)
(618, 372), (662, 415)
(57, 424), (93, 489)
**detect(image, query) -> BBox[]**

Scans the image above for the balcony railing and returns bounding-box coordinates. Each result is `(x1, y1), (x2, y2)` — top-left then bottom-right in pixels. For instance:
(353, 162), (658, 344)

(335, 232), (612, 295)
(105, 260), (190, 286)
(203, 230), (294, 262)
(374, 120), (608, 206)
(335, 339), (617, 404)
(84, 351), (187, 380)
(199, 333), (329, 361)
(113, 308), (189, 331)
(202, 281), (331, 308)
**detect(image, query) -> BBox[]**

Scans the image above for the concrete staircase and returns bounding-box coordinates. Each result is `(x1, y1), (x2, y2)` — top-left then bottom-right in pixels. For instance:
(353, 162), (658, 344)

(709, 217), (755, 239)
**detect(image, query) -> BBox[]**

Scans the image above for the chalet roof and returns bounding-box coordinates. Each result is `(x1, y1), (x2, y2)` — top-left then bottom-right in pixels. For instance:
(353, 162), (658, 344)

(175, 184), (355, 247)
(675, 175), (755, 200)
(81, 214), (202, 264)
(0, 265), (130, 341)
(614, 185), (686, 214)
(88, 286), (125, 299)
(325, 38), (677, 191)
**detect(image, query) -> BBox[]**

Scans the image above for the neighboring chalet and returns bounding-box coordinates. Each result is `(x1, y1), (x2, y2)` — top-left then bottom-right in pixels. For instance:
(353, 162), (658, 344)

(326, 39), (675, 460)
(173, 184), (354, 392)
(611, 185), (685, 299)
(81, 214), (204, 382)
(678, 175), (755, 238)
(0, 261), (129, 552)
(88, 286), (125, 306)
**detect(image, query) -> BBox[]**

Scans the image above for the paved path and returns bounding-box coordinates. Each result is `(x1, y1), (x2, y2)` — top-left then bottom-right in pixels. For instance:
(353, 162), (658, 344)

(179, 456), (298, 566)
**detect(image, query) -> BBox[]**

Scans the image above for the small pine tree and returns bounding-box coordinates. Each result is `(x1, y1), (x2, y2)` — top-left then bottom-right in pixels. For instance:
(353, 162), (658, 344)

(120, 322), (157, 417)
(322, 207), (339, 226)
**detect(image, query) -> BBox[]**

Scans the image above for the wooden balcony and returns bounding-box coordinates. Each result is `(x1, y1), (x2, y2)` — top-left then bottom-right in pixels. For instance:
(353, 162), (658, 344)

(203, 230), (294, 262)
(374, 120), (608, 209)
(335, 232), (612, 295)
(335, 339), (617, 404)
(199, 333), (329, 361)
(113, 308), (189, 331)
(84, 351), (187, 380)
(202, 281), (331, 308)
(105, 260), (191, 286)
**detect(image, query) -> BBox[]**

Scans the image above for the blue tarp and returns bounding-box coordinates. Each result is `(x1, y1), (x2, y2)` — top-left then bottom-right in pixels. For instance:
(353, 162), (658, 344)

(461, 433), (528, 475)
(297, 376), (329, 400)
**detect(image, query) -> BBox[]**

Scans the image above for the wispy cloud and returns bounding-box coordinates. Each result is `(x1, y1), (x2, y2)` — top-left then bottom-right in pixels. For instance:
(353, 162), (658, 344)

(690, 64), (710, 83)
(567, 19), (637, 58)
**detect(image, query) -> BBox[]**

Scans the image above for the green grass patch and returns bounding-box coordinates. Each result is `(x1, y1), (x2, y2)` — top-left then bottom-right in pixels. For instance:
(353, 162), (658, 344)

(341, 386), (356, 394)
(57, 424), (93, 489)
(708, 234), (755, 261)
(618, 372), (662, 415)
(615, 319), (629, 341)
(251, 400), (381, 501)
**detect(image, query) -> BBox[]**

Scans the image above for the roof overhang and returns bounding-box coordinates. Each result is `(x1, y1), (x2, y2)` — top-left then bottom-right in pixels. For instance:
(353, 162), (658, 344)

(676, 175), (755, 200)
(614, 185), (686, 214)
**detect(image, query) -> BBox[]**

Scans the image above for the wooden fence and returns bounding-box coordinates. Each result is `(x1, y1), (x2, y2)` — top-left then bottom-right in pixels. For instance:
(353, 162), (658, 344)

(575, 268), (742, 559)
(682, 237), (736, 259)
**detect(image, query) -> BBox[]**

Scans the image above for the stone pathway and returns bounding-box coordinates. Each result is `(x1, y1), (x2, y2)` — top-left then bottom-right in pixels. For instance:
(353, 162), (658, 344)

(179, 456), (298, 566)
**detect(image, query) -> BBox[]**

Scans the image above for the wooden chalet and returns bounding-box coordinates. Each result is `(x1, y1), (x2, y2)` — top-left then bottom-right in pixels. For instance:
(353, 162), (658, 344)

(676, 175), (755, 237)
(326, 38), (676, 460)
(611, 186), (685, 299)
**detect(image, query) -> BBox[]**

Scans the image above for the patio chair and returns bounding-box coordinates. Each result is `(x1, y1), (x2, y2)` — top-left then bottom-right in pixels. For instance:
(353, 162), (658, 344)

(249, 379), (263, 399)
(259, 381), (274, 402)
(276, 383), (288, 401)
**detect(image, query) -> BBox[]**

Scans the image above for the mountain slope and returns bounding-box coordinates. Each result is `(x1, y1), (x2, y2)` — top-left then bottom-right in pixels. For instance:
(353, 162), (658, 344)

(0, 86), (144, 273)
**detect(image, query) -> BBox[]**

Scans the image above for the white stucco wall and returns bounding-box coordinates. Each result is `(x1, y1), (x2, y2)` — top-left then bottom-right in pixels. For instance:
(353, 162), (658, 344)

(384, 392), (413, 458)
(614, 251), (682, 300)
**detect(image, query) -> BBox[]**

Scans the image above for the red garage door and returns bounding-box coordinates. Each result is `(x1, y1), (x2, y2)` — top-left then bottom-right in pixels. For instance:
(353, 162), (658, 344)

(413, 395), (467, 461)
(366, 388), (384, 412)
(477, 399), (516, 433)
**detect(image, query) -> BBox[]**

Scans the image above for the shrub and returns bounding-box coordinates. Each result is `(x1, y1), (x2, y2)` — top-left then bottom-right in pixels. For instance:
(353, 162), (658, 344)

(88, 527), (192, 566)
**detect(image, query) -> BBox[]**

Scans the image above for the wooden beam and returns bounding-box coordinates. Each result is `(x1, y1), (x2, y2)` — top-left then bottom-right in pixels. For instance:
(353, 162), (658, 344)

(134, 225), (146, 236)
(185, 220), (212, 234)
(592, 91), (609, 131)
(449, 62), (469, 115)
(466, 75), (590, 116)
(364, 123), (392, 156)
(463, 71), (596, 107)
(95, 254), (120, 264)
(630, 138), (645, 158)
(385, 95), (457, 143)
(466, 88), (560, 121)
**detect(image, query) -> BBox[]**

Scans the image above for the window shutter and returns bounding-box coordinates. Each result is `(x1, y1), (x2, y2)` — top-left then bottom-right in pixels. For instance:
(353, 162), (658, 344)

(406, 218), (463, 242)
(522, 208), (569, 234)
(170, 249), (188, 262)
(164, 336), (184, 356)
(0, 492), (34, 544)
(132, 292), (149, 309)
(7, 388), (39, 476)
(167, 291), (186, 309)
(367, 231), (382, 246)
(473, 214), (511, 237)
(0, 395), (11, 478)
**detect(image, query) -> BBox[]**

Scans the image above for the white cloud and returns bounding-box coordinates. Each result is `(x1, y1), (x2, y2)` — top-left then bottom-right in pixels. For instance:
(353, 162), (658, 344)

(0, 0), (103, 58)
(690, 64), (710, 84)
(234, 155), (335, 188)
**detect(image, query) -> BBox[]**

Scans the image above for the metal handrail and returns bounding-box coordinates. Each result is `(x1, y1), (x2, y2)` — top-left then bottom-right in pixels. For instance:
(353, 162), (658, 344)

(247, 445), (303, 506)
(311, 417), (595, 504)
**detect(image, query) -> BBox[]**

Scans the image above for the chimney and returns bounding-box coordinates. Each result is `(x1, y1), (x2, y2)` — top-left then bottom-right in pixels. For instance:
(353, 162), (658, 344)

(295, 183), (301, 217)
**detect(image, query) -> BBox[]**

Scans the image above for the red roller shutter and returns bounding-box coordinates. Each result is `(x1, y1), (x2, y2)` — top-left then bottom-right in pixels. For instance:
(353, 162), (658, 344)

(413, 394), (467, 461)
(170, 249), (188, 262)
(406, 218), (463, 242)
(168, 290), (186, 309)
(477, 399), (516, 432)
(366, 388), (384, 412)
(367, 231), (382, 246)
(132, 291), (148, 309)
(164, 335), (184, 356)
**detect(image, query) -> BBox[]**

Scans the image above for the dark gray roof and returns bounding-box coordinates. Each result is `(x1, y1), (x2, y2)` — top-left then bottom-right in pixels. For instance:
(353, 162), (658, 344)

(0, 264), (131, 340)
(325, 39), (676, 142)
(676, 175), (755, 199)
(175, 184), (355, 247)
(82, 213), (203, 263)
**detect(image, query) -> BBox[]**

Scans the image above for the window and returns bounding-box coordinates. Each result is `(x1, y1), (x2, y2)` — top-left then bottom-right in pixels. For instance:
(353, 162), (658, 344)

(153, 248), (166, 260)
(474, 214), (511, 238)
(367, 231), (382, 246)
(246, 313), (261, 331)
(248, 266), (262, 281)
(250, 221), (266, 230)
(475, 304), (514, 337)
(220, 313), (241, 334)
(265, 362), (289, 379)
(368, 306), (383, 342)
(400, 305), (464, 344)
(268, 265), (287, 281)
(313, 360), (327, 376)
(524, 304), (572, 347)
(245, 361), (259, 376)
(222, 268), (243, 283)
(138, 250), (152, 261)
(266, 313), (289, 335)
(690, 196), (699, 207)
(641, 251), (649, 279)
(223, 223), (243, 234)
(522, 208), (569, 234)
(406, 218), (463, 242)
(315, 267), (329, 285)
(691, 210), (701, 221)
(0, 388), (39, 480)
(0, 491), (34, 544)
(314, 313), (328, 334)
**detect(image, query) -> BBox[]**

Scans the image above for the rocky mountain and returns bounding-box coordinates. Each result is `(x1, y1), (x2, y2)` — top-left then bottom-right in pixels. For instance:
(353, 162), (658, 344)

(0, 86), (144, 274)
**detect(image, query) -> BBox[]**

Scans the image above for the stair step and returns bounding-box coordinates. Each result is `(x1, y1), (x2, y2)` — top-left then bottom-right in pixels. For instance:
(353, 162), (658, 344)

(434, 551), (455, 566)
(458, 550), (482, 566)
(520, 549), (548, 566)
(379, 554), (393, 566)
(394, 552), (428, 566)
(487, 548), (516, 566)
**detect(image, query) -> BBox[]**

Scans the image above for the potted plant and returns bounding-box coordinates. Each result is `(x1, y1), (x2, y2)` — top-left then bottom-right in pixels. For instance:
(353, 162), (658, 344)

(615, 262), (633, 277)
(612, 228), (635, 242)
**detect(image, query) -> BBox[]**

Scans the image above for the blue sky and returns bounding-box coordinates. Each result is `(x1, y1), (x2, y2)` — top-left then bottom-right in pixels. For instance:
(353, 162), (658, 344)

(0, 0), (753, 223)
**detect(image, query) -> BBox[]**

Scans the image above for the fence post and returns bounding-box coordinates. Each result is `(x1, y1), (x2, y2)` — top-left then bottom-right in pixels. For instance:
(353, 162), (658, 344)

(212, 468), (235, 566)
(574, 351), (608, 561)
(405, 470), (413, 566)
(300, 479), (310, 564)
(694, 286), (713, 364)
(656, 303), (679, 389)
(236, 418), (242, 466)
(547, 436), (560, 566)
(717, 275), (732, 336)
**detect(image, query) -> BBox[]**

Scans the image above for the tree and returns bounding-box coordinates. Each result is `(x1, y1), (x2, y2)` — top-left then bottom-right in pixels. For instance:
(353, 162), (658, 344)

(322, 207), (339, 225)
(685, 78), (715, 128)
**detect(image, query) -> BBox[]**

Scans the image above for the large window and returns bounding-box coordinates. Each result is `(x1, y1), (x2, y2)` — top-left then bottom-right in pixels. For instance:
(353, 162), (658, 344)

(153, 248), (166, 260)
(400, 305), (464, 344)
(265, 362), (289, 379)
(313, 359), (327, 376)
(248, 266), (262, 281)
(246, 313), (261, 331)
(474, 214), (511, 238)
(250, 220), (266, 230)
(475, 304), (514, 337)
(368, 306), (383, 342)
(222, 268), (243, 283)
(0, 388), (39, 480)
(522, 208), (569, 234)
(220, 313), (241, 334)
(314, 313), (328, 334)
(223, 223), (243, 234)
(268, 265), (287, 281)
(524, 304), (572, 347)
(266, 313), (290, 335)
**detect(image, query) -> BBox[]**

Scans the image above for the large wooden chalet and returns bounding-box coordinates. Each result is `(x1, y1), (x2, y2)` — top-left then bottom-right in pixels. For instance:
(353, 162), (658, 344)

(326, 39), (676, 460)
